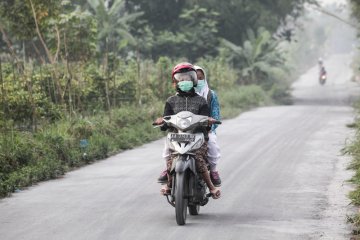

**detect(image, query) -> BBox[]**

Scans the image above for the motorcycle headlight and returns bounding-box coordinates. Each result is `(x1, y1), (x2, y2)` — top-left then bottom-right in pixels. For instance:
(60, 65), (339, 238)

(178, 118), (191, 129)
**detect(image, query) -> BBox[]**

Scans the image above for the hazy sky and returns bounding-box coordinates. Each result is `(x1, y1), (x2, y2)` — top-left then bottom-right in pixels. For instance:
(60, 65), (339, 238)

(319, 0), (346, 5)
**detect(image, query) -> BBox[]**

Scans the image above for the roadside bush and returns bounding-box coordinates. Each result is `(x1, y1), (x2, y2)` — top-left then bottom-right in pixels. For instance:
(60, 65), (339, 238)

(0, 103), (164, 197)
(0, 131), (36, 174)
(269, 84), (292, 105)
(68, 119), (95, 139)
(87, 133), (110, 160)
(0, 158), (66, 198)
(219, 85), (270, 118)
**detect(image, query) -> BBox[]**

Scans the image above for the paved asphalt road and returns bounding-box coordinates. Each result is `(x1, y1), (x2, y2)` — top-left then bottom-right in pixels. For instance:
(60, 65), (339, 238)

(0, 54), (359, 240)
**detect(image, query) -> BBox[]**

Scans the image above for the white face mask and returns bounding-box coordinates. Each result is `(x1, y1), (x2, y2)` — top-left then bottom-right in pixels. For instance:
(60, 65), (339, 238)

(195, 79), (206, 91)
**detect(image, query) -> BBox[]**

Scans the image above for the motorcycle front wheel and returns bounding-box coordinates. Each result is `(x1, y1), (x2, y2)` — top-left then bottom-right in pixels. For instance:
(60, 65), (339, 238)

(175, 172), (188, 225)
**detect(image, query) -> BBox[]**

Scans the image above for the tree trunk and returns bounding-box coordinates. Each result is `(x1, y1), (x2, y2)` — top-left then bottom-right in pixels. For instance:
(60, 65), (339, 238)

(64, 31), (73, 116)
(27, 71), (37, 132)
(28, 0), (53, 64)
(31, 42), (46, 64)
(0, 57), (6, 116)
(28, 0), (63, 104)
(11, 62), (16, 88)
(22, 41), (26, 64)
(0, 23), (20, 64)
(136, 47), (141, 106)
(104, 38), (112, 122)
(112, 69), (117, 108)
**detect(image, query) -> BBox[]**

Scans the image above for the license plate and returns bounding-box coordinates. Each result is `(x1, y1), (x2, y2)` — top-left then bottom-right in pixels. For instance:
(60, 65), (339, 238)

(170, 134), (195, 142)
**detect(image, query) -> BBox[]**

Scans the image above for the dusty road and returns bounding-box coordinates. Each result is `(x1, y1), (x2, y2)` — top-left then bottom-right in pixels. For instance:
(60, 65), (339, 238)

(0, 54), (359, 240)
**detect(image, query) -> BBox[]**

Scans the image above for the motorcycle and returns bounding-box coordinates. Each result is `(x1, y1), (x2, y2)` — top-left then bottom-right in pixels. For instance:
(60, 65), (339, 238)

(319, 73), (327, 85)
(319, 66), (327, 85)
(153, 111), (221, 225)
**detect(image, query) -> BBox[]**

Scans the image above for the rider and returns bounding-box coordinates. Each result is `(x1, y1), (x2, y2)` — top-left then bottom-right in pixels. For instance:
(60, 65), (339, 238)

(320, 66), (326, 76)
(154, 62), (221, 199)
(193, 65), (222, 187)
(318, 58), (326, 76)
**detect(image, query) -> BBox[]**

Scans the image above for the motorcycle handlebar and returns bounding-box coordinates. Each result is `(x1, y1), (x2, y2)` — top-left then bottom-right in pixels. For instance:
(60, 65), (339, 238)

(152, 121), (166, 129)
(153, 120), (222, 126)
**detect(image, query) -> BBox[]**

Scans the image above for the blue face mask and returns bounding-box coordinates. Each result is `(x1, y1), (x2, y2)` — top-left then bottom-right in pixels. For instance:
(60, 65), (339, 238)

(178, 81), (193, 92)
(195, 79), (206, 92)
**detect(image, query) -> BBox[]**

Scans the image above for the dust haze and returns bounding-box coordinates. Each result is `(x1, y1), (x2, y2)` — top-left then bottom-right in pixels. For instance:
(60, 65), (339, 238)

(292, 1), (357, 70)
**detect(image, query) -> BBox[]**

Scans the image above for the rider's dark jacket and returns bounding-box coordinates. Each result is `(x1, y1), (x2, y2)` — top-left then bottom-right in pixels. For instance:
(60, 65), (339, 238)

(163, 88), (209, 117)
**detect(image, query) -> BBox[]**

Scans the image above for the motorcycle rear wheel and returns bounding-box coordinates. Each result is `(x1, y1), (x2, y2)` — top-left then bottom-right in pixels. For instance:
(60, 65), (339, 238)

(188, 204), (200, 215)
(175, 172), (188, 225)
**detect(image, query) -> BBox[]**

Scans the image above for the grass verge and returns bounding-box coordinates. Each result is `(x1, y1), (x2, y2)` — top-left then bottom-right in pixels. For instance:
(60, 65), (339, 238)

(344, 100), (360, 232)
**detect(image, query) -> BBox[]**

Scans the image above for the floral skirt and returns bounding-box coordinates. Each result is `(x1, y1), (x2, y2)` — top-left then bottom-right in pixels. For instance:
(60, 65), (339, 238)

(166, 142), (208, 174)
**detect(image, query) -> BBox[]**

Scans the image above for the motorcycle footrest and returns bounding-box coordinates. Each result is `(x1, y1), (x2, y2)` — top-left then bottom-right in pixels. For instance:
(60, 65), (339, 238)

(166, 195), (175, 207)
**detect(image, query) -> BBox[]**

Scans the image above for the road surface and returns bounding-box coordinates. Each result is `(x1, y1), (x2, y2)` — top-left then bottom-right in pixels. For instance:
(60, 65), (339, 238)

(0, 54), (359, 240)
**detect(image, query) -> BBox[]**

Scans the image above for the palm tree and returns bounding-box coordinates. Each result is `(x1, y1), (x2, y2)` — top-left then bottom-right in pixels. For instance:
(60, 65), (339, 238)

(222, 27), (287, 89)
(87, 0), (141, 52)
(86, 0), (141, 117)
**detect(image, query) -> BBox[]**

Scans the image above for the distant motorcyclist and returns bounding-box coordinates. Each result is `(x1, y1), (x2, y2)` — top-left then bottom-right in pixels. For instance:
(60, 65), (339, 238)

(318, 58), (327, 85)
(318, 58), (327, 74)
(320, 65), (326, 76)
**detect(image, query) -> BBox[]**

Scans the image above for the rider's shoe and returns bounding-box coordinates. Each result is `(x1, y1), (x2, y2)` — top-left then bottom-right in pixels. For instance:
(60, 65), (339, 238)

(210, 171), (222, 187)
(157, 169), (168, 183)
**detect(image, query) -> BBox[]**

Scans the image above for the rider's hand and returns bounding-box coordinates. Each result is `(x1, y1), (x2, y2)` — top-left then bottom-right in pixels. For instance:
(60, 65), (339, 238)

(208, 117), (217, 125)
(154, 117), (164, 125)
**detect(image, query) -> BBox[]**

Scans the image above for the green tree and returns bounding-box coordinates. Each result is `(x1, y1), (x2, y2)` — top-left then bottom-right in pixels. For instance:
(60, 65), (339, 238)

(177, 5), (219, 61)
(0, 0), (63, 62)
(0, 0), (62, 39)
(86, 0), (141, 116)
(86, 0), (141, 57)
(192, 0), (316, 45)
(222, 27), (288, 89)
(51, 7), (98, 62)
(125, 0), (186, 31)
(132, 5), (219, 61)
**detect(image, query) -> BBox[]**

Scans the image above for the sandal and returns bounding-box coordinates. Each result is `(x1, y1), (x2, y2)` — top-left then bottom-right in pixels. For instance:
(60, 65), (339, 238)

(160, 185), (171, 195)
(210, 188), (221, 199)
